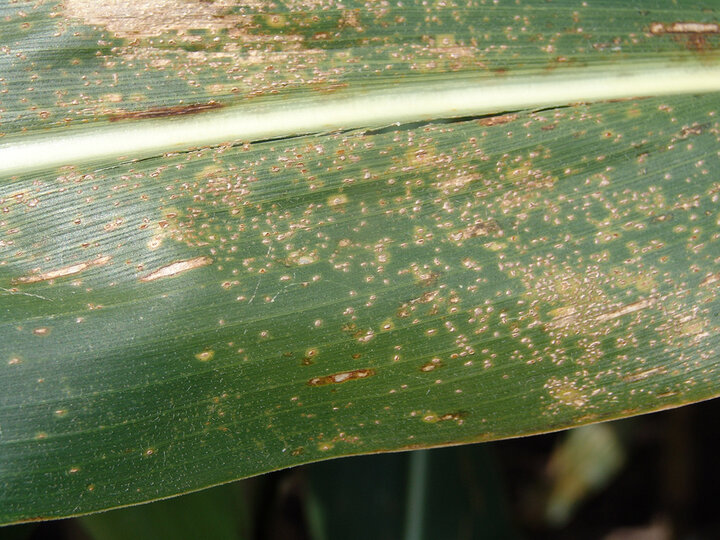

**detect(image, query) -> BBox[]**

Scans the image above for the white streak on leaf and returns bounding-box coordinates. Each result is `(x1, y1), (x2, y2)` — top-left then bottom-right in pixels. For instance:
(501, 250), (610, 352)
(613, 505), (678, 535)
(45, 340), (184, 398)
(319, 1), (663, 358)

(13, 256), (111, 285)
(595, 298), (655, 323)
(140, 257), (213, 282)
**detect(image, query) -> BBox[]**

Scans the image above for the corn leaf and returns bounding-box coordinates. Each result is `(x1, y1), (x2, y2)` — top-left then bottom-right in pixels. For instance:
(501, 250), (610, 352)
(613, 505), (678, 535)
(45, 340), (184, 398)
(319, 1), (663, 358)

(1, 0), (719, 524)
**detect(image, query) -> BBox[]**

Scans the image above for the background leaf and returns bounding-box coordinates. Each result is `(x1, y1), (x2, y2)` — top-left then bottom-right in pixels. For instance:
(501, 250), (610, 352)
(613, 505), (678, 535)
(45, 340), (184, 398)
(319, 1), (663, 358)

(1, 0), (719, 525)
(80, 482), (250, 540)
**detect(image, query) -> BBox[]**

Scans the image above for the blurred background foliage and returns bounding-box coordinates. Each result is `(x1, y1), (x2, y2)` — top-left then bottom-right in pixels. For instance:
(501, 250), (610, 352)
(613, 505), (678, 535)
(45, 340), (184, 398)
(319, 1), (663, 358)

(4, 396), (718, 540)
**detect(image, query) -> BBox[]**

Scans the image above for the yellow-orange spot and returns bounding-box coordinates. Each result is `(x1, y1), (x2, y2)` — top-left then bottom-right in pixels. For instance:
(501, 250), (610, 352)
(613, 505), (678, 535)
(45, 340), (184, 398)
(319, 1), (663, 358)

(307, 368), (375, 386)
(147, 236), (163, 250)
(33, 327), (50, 336)
(327, 194), (348, 209)
(265, 13), (286, 27)
(195, 350), (215, 362)
(140, 256), (213, 282)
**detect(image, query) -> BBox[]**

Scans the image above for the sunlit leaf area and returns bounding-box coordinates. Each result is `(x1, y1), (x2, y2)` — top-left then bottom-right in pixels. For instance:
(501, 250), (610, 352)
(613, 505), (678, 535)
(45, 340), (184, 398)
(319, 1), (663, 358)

(1, 0), (719, 536)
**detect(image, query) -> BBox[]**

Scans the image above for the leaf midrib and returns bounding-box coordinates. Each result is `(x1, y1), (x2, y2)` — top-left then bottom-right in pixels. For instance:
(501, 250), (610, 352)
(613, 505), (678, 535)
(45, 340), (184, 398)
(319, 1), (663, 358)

(2, 62), (720, 177)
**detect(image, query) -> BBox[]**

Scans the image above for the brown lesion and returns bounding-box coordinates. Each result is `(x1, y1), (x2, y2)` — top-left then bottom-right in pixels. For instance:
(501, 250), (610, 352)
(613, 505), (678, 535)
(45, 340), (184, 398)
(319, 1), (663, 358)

(453, 218), (502, 242)
(422, 411), (467, 425)
(64, 0), (256, 38)
(649, 22), (720, 35)
(108, 102), (224, 122)
(649, 21), (720, 52)
(477, 113), (517, 127)
(139, 256), (213, 282)
(12, 256), (112, 285)
(700, 272), (720, 288)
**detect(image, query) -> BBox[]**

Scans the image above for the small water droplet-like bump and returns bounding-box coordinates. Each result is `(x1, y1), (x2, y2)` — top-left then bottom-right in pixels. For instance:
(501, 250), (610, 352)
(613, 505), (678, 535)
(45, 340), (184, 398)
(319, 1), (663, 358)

(144, 447), (156, 457)
(54, 409), (68, 417)
(195, 350), (215, 362)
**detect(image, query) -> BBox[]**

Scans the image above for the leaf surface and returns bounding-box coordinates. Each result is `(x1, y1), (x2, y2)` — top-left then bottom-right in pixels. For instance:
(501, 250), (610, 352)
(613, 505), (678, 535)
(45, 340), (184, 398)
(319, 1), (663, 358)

(1, 0), (719, 524)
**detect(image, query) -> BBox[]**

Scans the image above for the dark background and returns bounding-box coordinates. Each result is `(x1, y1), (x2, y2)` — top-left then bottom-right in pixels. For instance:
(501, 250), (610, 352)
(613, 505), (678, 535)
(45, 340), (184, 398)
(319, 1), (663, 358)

(4, 397), (719, 540)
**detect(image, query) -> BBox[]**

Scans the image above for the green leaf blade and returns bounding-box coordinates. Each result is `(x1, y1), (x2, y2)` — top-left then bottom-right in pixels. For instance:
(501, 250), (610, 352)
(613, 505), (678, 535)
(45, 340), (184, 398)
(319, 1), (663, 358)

(1, 0), (720, 525)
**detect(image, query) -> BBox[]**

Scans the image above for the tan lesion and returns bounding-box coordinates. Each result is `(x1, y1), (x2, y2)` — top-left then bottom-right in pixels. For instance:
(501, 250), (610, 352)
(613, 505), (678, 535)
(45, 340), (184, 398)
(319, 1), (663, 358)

(656, 308), (710, 346)
(139, 256), (213, 282)
(307, 368), (375, 386)
(448, 217), (502, 245)
(12, 256), (112, 285)
(63, 0), (258, 38)
(700, 272), (720, 288)
(649, 22), (720, 35)
(544, 376), (593, 410)
(522, 262), (660, 341)
(525, 264), (611, 335)
(62, 0), (309, 90)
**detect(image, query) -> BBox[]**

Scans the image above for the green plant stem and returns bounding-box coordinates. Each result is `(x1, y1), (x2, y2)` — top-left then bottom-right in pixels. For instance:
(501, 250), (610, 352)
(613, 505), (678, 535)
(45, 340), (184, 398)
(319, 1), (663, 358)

(404, 450), (430, 540)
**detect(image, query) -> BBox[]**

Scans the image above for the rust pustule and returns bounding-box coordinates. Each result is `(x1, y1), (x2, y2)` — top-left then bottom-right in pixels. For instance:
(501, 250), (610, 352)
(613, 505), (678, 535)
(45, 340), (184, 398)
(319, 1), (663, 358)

(307, 368), (376, 386)
(109, 102), (224, 122)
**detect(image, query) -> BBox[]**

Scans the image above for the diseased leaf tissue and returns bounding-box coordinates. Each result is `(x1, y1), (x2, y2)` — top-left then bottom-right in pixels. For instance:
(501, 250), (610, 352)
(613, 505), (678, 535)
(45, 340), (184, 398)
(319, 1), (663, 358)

(1, 0), (719, 525)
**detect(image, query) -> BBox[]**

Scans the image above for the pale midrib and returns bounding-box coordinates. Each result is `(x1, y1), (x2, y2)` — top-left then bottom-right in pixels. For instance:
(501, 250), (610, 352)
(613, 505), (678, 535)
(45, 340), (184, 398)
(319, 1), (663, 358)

(2, 63), (720, 177)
